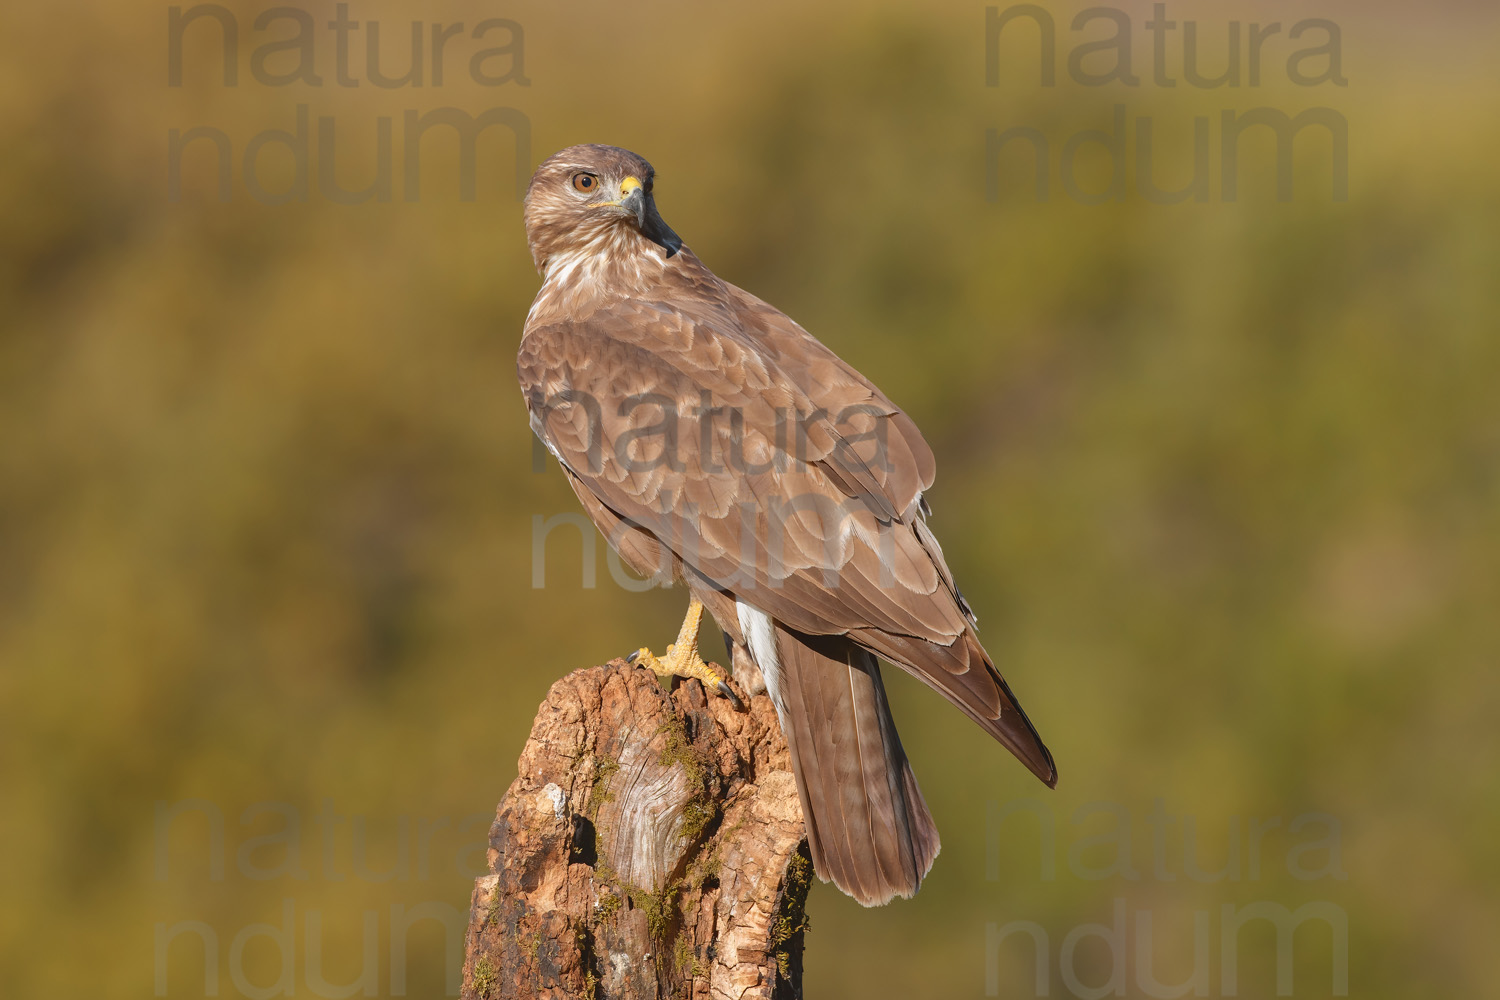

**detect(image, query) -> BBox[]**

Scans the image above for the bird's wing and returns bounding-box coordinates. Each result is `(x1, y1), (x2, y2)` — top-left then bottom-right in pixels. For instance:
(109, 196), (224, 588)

(723, 283), (937, 518)
(518, 297), (954, 634)
(518, 294), (1055, 786)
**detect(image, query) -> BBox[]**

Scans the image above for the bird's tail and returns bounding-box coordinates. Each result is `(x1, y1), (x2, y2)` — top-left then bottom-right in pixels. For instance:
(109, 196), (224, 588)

(770, 626), (941, 907)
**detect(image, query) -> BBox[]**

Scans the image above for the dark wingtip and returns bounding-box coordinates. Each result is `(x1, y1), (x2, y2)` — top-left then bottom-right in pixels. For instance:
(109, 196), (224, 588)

(993, 667), (1058, 789)
(1025, 729), (1058, 788)
(1031, 735), (1059, 788)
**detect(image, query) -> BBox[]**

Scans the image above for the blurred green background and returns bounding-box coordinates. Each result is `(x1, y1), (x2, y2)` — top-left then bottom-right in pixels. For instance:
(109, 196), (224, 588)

(2, 0), (1497, 996)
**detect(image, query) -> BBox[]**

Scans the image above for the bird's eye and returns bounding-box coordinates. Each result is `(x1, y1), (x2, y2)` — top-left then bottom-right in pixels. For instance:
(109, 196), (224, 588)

(572, 173), (598, 193)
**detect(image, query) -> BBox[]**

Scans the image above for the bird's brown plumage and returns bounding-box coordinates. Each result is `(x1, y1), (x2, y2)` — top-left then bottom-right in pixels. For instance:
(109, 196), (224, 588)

(518, 144), (1056, 906)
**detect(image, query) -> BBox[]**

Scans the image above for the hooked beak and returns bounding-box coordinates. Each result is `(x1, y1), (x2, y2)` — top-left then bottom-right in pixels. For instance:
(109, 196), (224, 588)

(617, 176), (682, 258)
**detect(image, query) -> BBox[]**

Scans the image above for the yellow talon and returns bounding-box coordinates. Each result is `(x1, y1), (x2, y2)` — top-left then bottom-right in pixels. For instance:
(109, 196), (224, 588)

(628, 597), (744, 709)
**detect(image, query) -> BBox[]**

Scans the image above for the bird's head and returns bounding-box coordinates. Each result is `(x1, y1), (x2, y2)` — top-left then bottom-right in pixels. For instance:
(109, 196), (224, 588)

(523, 144), (683, 273)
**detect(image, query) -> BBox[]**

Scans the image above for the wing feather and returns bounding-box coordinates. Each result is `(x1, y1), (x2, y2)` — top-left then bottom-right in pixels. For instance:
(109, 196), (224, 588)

(518, 255), (1055, 787)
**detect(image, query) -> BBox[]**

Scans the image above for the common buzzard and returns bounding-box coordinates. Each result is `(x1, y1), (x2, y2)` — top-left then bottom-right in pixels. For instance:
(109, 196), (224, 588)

(518, 144), (1055, 906)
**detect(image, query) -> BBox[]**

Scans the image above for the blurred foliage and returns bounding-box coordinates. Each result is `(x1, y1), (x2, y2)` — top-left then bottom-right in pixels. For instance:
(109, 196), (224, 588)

(1, 0), (1497, 997)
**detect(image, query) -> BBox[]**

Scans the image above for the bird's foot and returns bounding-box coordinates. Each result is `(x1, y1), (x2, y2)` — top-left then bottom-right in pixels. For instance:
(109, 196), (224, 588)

(627, 596), (744, 710)
(628, 645), (745, 711)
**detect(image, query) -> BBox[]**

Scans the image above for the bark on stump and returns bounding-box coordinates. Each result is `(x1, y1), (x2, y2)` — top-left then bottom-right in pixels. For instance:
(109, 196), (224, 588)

(460, 659), (810, 1000)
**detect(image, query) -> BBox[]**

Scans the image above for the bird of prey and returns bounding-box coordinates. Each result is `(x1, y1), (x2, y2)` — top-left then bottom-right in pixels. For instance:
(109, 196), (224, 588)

(518, 144), (1056, 906)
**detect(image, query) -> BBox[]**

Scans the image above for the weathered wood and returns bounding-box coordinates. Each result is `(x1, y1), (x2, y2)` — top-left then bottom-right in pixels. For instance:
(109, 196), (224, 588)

(460, 659), (810, 1000)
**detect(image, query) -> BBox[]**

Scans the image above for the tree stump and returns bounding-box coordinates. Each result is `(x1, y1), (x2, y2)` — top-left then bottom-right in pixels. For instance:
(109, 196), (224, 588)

(460, 659), (811, 1000)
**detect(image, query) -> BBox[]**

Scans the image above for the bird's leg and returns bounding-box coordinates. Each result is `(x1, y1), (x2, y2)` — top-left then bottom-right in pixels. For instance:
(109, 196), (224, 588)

(628, 597), (744, 709)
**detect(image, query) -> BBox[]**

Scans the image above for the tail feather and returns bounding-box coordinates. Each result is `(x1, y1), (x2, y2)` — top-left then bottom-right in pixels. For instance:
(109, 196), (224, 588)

(772, 626), (940, 906)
